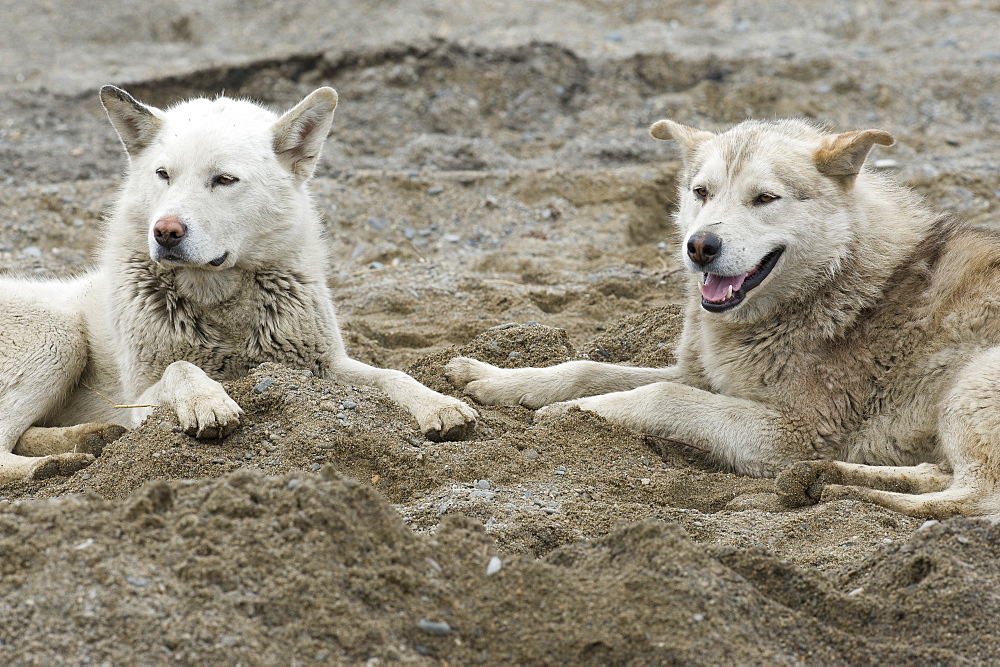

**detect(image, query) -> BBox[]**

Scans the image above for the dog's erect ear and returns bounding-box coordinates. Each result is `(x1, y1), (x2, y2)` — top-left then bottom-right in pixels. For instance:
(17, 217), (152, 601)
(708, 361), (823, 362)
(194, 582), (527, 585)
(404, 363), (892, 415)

(814, 129), (894, 179)
(100, 86), (165, 156)
(273, 87), (338, 180)
(650, 120), (716, 159)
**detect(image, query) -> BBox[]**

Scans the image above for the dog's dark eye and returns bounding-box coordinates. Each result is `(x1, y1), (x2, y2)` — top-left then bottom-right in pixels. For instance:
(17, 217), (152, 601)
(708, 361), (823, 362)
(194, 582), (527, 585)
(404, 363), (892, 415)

(756, 193), (780, 204)
(213, 174), (239, 186)
(693, 186), (708, 201)
(155, 168), (169, 182)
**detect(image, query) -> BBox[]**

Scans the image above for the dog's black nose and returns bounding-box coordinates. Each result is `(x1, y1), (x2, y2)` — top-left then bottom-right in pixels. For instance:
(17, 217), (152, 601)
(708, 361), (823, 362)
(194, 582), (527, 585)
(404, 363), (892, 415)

(687, 231), (722, 267)
(153, 215), (187, 248)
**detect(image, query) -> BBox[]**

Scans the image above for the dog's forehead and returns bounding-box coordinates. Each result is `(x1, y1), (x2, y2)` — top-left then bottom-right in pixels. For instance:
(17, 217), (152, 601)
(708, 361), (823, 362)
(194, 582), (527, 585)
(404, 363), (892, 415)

(694, 121), (823, 183)
(158, 97), (279, 157)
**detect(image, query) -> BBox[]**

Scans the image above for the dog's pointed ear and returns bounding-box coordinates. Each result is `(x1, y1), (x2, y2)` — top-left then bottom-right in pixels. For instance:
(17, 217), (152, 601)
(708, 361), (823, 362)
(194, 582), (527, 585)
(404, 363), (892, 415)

(100, 86), (164, 156)
(273, 87), (338, 180)
(650, 120), (715, 159)
(814, 129), (894, 179)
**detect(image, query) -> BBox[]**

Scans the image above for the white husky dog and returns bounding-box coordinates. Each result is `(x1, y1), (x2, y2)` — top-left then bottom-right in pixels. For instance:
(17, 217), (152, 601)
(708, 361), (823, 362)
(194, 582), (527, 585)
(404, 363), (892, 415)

(448, 117), (1000, 518)
(0, 86), (477, 482)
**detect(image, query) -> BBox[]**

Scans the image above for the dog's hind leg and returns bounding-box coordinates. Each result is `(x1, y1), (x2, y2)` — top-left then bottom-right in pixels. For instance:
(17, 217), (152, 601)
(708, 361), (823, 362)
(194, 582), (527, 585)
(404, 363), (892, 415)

(14, 423), (127, 457)
(445, 357), (684, 409)
(776, 460), (953, 508)
(0, 307), (96, 481)
(781, 349), (1000, 517)
(331, 357), (479, 442)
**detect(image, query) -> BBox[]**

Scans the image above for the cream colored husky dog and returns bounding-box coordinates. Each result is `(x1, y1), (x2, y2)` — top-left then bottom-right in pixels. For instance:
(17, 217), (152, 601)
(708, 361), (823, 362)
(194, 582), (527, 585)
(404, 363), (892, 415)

(448, 117), (1000, 518)
(0, 86), (477, 482)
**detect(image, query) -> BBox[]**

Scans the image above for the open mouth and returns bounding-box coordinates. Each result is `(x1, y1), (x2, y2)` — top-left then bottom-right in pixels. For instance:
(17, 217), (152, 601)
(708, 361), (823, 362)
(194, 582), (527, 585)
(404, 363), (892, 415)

(700, 247), (784, 312)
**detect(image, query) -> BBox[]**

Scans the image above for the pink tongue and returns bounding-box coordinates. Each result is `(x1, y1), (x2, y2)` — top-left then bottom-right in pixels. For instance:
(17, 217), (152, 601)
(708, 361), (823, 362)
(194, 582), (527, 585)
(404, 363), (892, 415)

(701, 272), (748, 302)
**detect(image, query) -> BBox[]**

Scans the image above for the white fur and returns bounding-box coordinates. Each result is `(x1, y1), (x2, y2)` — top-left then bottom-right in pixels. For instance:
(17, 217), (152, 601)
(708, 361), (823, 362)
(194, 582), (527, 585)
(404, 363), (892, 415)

(0, 86), (476, 482)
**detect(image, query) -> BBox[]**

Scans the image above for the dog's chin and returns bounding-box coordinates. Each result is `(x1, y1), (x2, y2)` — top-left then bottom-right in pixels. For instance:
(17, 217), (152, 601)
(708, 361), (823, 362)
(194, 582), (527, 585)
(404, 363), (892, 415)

(699, 247), (785, 313)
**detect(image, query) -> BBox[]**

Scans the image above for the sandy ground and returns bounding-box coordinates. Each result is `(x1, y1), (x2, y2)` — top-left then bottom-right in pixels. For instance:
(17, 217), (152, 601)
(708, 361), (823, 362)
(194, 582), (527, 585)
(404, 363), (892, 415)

(1, 0), (1000, 663)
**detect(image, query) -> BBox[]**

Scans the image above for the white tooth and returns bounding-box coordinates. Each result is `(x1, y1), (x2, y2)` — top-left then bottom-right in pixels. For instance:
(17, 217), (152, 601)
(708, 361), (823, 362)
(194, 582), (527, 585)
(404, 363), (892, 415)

(726, 285), (734, 300)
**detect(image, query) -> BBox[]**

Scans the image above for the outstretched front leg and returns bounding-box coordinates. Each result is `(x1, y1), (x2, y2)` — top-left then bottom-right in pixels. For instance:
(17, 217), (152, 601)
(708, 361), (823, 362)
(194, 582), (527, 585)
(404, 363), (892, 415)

(330, 357), (477, 441)
(537, 381), (818, 477)
(445, 357), (683, 408)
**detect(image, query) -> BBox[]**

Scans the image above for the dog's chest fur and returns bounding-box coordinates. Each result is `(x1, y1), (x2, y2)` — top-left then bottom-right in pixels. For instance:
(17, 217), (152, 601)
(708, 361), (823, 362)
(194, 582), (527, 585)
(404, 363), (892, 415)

(114, 257), (335, 382)
(683, 220), (1000, 463)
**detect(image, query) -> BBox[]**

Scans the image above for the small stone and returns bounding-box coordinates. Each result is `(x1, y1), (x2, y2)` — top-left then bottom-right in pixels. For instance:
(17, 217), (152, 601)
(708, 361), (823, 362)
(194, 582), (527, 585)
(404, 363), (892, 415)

(368, 261), (384, 270)
(486, 556), (502, 576)
(476, 479), (491, 490)
(426, 186), (444, 196)
(692, 613), (705, 622)
(956, 535), (970, 544)
(416, 619), (451, 636)
(254, 378), (273, 393)
(524, 449), (539, 460)
(555, 467), (566, 475)
(127, 576), (150, 587)
(341, 400), (358, 410)
(508, 351), (520, 359)
(918, 520), (939, 531)
(310, 463), (322, 472)
(21, 246), (42, 258)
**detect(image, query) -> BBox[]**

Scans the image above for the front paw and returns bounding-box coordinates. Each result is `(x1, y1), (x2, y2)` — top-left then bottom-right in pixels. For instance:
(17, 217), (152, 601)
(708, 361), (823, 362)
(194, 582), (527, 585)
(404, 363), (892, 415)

(444, 356), (506, 403)
(444, 356), (547, 408)
(419, 398), (478, 442)
(173, 391), (243, 439)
